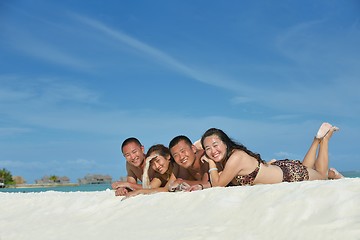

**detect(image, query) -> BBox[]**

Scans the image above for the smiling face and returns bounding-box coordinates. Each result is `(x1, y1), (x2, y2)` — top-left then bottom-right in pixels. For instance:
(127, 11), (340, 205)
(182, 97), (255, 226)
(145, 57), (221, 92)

(151, 155), (171, 174)
(122, 142), (145, 168)
(170, 139), (196, 169)
(203, 135), (227, 163)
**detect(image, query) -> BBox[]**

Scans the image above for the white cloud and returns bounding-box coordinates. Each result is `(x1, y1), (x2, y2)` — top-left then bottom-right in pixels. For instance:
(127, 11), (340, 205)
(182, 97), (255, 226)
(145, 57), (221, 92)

(1, 16), (93, 72)
(0, 76), (100, 106)
(13, 37), (91, 71)
(71, 14), (360, 120)
(274, 151), (292, 158)
(0, 128), (32, 136)
(66, 159), (96, 165)
(231, 96), (253, 104)
(40, 80), (100, 104)
(71, 14), (248, 92)
(0, 160), (44, 169)
(0, 88), (34, 102)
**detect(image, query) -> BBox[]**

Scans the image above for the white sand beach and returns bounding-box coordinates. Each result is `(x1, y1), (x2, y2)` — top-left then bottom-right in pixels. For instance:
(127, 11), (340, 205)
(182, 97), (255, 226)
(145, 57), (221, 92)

(1, 178), (359, 240)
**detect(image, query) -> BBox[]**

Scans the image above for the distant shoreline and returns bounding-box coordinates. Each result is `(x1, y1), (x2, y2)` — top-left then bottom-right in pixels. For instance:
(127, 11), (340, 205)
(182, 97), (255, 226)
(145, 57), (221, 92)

(4, 170), (358, 189)
(8, 183), (80, 189)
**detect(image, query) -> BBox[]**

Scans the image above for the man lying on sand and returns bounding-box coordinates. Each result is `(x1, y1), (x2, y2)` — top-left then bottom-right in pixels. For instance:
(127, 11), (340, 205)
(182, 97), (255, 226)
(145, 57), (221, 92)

(117, 136), (213, 198)
(111, 137), (155, 196)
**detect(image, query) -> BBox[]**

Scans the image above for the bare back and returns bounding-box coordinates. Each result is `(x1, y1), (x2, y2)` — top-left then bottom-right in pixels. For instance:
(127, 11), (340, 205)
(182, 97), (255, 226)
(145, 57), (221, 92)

(224, 150), (283, 186)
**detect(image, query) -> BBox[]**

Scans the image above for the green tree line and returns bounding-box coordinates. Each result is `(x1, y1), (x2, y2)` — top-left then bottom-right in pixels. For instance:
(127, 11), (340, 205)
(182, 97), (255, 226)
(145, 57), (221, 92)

(0, 168), (15, 186)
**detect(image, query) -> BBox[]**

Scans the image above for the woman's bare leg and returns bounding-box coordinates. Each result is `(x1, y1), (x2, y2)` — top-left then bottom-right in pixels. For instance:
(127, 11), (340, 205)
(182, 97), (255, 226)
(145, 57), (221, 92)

(302, 138), (320, 169)
(303, 122), (332, 169)
(314, 127), (337, 178)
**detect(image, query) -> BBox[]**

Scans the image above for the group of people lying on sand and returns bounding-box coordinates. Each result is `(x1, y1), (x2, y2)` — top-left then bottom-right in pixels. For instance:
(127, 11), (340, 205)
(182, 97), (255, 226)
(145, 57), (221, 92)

(112, 122), (344, 198)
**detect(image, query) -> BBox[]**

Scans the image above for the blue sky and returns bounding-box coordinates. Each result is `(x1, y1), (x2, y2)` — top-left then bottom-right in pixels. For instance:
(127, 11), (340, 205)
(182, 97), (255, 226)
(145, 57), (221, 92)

(1, 0), (359, 183)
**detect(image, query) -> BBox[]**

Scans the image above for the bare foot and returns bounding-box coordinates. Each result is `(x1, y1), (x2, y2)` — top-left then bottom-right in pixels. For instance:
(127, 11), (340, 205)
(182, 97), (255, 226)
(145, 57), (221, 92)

(323, 126), (339, 141)
(328, 168), (344, 179)
(316, 122), (333, 139)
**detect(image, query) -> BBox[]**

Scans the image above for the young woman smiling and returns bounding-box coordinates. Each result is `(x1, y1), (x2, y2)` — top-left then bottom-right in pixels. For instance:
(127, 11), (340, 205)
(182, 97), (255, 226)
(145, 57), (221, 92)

(200, 122), (341, 187)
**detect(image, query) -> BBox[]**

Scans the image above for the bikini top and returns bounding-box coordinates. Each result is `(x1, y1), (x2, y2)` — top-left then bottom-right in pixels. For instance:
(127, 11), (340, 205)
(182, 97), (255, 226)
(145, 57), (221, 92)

(235, 160), (261, 186)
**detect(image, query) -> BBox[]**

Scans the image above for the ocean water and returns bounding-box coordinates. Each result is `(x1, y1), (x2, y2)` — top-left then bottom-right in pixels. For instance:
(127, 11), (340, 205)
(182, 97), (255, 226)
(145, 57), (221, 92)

(0, 183), (112, 193)
(342, 170), (360, 178)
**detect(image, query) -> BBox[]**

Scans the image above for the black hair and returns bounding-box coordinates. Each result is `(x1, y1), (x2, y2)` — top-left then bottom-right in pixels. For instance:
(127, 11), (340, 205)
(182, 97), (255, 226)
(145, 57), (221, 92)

(200, 128), (265, 164)
(168, 135), (193, 150)
(146, 144), (173, 162)
(121, 137), (142, 153)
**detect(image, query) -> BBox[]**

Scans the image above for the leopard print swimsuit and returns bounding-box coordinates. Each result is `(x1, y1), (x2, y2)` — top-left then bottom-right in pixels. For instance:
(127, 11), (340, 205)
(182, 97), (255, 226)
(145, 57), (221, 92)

(234, 159), (309, 186)
(271, 159), (309, 182)
(235, 161), (261, 186)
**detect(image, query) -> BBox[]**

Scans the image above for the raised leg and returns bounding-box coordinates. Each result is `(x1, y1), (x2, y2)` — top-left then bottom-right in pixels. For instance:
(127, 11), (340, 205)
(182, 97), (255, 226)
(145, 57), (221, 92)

(302, 122), (331, 169)
(314, 126), (338, 178)
(302, 137), (320, 169)
(307, 124), (339, 180)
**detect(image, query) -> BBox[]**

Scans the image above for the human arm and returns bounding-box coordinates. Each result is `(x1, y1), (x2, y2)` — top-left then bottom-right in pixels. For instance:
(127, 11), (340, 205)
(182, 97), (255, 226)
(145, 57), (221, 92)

(188, 178), (212, 191)
(124, 179), (167, 198)
(201, 151), (243, 187)
(188, 181), (211, 191)
(188, 167), (212, 191)
(125, 186), (169, 198)
(114, 180), (143, 191)
(125, 174), (177, 198)
(112, 176), (143, 196)
(171, 172), (207, 191)
(112, 162), (145, 196)
(112, 185), (129, 196)
(111, 177), (133, 196)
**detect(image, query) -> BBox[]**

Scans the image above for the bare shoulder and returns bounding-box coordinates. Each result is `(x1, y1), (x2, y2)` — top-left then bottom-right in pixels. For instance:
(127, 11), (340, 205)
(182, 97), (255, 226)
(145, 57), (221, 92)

(226, 150), (252, 169)
(221, 150), (245, 175)
(195, 149), (204, 160)
(229, 149), (248, 161)
(126, 162), (137, 173)
(193, 139), (203, 150)
(126, 162), (142, 180)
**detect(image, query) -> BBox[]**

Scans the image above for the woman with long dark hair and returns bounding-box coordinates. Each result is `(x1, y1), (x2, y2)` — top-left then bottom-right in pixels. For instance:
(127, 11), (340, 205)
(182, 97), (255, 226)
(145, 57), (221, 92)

(200, 122), (341, 187)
